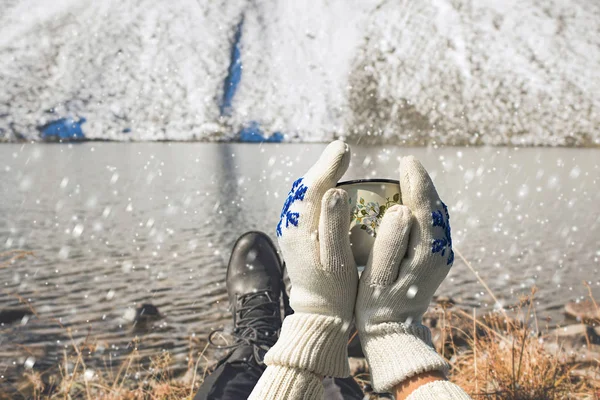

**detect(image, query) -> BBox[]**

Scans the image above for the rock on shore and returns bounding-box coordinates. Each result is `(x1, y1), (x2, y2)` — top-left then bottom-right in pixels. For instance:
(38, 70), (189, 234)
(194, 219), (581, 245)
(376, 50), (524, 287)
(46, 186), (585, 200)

(565, 300), (600, 323)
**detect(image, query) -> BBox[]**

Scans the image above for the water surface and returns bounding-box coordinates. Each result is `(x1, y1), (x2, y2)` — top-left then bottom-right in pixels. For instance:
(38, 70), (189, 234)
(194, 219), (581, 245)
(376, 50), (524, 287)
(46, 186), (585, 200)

(1, 143), (598, 383)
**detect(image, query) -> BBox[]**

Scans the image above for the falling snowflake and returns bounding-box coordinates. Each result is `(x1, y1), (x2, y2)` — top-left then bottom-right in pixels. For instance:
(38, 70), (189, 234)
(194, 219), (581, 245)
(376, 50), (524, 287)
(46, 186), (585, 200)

(276, 177), (308, 237)
(431, 202), (454, 266)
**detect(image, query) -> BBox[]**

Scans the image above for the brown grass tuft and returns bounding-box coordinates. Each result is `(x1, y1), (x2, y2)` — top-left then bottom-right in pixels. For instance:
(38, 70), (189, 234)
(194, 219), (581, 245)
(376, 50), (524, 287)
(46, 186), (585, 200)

(3, 333), (211, 399)
(440, 291), (600, 399)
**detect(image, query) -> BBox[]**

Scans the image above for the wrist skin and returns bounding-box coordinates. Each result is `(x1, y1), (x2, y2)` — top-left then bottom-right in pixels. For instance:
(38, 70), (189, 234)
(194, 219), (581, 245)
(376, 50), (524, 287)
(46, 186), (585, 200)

(394, 371), (446, 400)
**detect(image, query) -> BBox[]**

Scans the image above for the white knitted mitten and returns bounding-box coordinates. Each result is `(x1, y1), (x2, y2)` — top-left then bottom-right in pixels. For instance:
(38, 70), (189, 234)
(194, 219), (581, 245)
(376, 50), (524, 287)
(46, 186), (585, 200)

(356, 156), (454, 393)
(250, 141), (357, 398)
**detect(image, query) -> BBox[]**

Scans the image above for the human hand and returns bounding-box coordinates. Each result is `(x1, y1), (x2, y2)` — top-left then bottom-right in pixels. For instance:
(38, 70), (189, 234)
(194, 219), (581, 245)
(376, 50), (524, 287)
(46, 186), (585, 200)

(264, 140), (358, 378)
(355, 156), (453, 392)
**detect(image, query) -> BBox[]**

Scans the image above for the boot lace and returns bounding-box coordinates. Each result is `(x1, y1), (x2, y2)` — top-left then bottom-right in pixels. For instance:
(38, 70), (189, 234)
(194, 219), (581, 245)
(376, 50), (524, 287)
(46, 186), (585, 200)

(208, 291), (280, 367)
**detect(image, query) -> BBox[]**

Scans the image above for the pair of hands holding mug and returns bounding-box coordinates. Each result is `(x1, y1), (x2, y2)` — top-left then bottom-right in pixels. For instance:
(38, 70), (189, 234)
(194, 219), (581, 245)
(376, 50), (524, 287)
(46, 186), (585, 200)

(266, 141), (454, 392)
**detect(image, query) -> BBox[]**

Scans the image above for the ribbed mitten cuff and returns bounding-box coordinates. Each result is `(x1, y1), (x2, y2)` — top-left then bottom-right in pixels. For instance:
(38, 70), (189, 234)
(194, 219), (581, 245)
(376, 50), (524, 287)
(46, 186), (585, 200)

(361, 322), (449, 392)
(406, 380), (472, 400)
(248, 365), (323, 400)
(264, 312), (351, 377)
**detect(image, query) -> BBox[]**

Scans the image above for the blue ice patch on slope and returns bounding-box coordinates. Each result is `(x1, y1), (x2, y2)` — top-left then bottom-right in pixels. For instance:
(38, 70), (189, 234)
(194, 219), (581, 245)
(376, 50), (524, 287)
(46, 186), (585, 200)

(221, 18), (284, 143)
(239, 122), (284, 143)
(220, 19), (243, 117)
(39, 117), (86, 140)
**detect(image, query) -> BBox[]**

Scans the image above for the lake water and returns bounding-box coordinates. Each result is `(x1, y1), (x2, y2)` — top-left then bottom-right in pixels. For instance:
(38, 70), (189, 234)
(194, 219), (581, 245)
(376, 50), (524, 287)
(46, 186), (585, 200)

(1, 143), (599, 384)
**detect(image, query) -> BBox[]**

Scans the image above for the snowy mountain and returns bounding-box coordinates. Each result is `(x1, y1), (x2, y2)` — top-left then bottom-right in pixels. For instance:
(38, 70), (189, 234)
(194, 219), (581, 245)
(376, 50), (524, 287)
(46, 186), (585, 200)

(0, 0), (598, 145)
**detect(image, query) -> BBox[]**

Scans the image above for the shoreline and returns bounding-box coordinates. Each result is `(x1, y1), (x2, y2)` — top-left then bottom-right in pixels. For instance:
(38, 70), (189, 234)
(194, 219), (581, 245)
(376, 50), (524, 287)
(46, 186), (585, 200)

(2, 297), (598, 399)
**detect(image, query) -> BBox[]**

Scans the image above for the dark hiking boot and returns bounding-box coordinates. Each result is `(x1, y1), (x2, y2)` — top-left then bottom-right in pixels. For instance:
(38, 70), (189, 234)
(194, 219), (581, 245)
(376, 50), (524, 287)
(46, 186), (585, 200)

(208, 231), (285, 368)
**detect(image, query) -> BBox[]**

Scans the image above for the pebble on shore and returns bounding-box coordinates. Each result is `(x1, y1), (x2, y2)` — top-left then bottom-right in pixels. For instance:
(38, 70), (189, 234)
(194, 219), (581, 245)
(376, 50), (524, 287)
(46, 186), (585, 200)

(565, 300), (600, 323)
(123, 303), (161, 324)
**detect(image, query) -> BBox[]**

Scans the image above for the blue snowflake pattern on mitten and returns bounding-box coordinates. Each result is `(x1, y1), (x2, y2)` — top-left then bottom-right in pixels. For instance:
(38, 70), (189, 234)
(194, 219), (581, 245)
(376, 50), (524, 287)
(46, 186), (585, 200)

(276, 177), (308, 237)
(431, 202), (454, 266)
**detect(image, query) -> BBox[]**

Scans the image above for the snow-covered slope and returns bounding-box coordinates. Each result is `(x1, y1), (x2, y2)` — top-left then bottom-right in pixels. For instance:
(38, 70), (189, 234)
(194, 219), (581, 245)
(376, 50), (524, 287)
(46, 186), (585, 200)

(0, 0), (244, 141)
(0, 0), (599, 145)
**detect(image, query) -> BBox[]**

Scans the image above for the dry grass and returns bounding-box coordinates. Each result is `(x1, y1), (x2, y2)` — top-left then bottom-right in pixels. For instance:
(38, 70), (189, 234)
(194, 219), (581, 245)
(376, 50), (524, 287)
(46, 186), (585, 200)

(445, 299), (600, 399)
(446, 250), (600, 399)
(5, 335), (211, 400)
(350, 290), (600, 400)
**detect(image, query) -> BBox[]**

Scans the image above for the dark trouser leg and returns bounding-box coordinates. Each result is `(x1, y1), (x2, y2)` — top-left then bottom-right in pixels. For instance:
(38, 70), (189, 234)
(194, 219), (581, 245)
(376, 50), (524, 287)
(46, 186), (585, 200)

(193, 358), (264, 400)
(324, 377), (365, 400)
